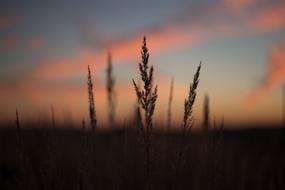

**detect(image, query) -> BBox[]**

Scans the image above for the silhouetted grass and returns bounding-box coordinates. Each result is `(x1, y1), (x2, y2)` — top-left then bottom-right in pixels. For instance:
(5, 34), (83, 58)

(87, 65), (97, 133)
(133, 36), (158, 190)
(1, 36), (284, 190)
(1, 126), (284, 190)
(203, 94), (209, 131)
(106, 52), (116, 126)
(183, 62), (201, 133)
(167, 77), (174, 132)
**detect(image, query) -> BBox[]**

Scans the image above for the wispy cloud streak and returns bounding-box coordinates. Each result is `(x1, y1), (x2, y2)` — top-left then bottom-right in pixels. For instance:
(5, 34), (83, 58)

(245, 41), (285, 104)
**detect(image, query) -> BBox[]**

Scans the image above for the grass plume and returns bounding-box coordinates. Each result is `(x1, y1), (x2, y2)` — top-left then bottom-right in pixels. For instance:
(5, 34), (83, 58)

(175, 63), (201, 176)
(183, 62), (201, 133)
(132, 36), (158, 189)
(132, 37), (158, 134)
(167, 77), (174, 132)
(87, 65), (97, 132)
(106, 51), (116, 126)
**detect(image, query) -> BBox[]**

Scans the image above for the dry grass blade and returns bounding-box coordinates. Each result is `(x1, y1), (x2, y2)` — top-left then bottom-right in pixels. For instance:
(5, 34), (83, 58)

(106, 51), (116, 126)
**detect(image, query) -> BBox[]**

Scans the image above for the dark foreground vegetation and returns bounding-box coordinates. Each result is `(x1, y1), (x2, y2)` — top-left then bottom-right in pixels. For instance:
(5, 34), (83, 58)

(1, 37), (284, 190)
(0, 125), (284, 190)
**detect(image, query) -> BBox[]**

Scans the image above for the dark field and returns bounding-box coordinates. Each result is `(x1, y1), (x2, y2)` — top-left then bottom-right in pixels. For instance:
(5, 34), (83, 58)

(0, 126), (285, 190)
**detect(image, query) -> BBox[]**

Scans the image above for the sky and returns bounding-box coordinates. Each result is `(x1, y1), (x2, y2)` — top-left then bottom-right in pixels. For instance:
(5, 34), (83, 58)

(0, 0), (285, 127)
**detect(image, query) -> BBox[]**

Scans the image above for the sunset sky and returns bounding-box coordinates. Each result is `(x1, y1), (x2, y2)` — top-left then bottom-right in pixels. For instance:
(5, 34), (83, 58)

(1, 0), (285, 127)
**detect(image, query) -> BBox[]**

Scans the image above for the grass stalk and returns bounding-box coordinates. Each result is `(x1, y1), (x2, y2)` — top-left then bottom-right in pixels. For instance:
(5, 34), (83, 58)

(167, 77), (174, 132)
(203, 94), (210, 131)
(106, 52), (116, 126)
(183, 62), (201, 133)
(132, 36), (158, 190)
(87, 65), (97, 133)
(175, 63), (201, 180)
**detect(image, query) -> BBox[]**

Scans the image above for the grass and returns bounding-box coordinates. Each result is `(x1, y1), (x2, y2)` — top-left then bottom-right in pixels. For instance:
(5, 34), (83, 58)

(203, 94), (209, 131)
(87, 65), (97, 133)
(1, 126), (284, 190)
(1, 36), (284, 190)
(174, 63), (201, 181)
(132, 36), (158, 189)
(183, 62), (201, 133)
(167, 77), (174, 132)
(106, 52), (116, 126)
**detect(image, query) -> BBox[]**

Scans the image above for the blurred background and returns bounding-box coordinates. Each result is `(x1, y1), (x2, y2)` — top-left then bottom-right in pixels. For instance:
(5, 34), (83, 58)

(1, 0), (285, 127)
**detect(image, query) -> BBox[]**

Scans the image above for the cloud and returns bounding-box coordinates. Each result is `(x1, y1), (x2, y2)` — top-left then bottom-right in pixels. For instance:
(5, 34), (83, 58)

(78, 0), (285, 53)
(267, 43), (285, 87)
(223, 0), (257, 11)
(245, 41), (285, 105)
(24, 28), (200, 84)
(28, 0), (285, 85)
(25, 50), (106, 83)
(246, 0), (285, 31)
(2, 0), (285, 122)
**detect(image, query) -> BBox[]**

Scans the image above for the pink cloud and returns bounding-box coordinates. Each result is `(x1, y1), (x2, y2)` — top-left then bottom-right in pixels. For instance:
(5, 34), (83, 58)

(245, 41), (285, 105)
(223, 0), (257, 11)
(15, 0), (285, 86)
(24, 49), (107, 83)
(2, 0), (285, 123)
(267, 43), (285, 86)
(25, 29), (200, 84)
(247, 1), (285, 31)
(31, 57), (86, 81)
